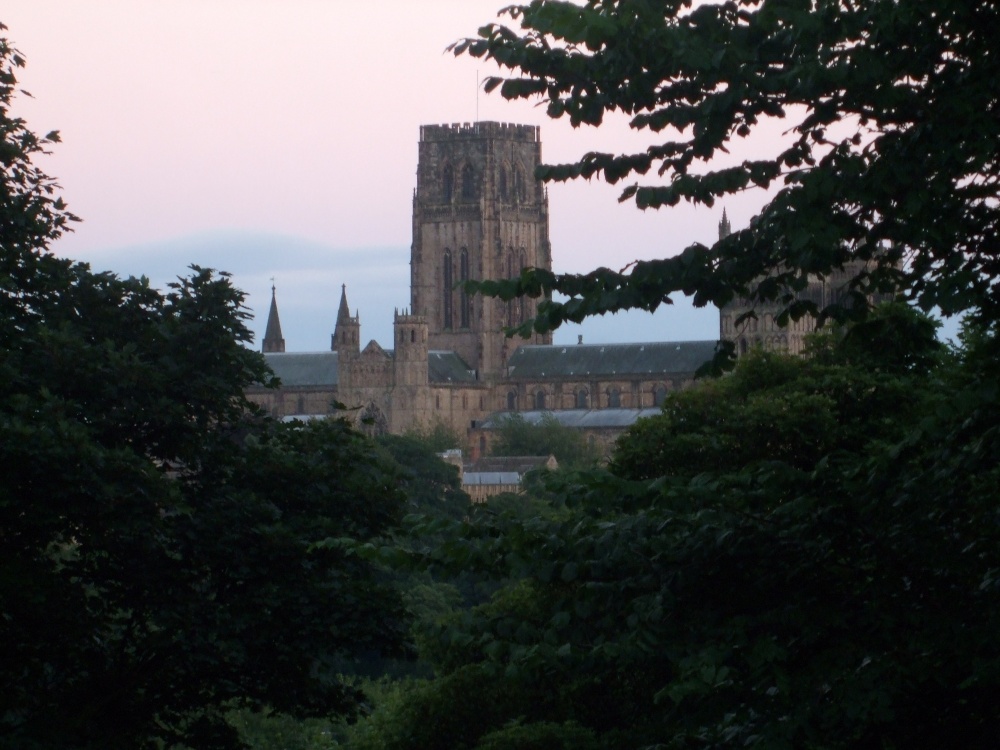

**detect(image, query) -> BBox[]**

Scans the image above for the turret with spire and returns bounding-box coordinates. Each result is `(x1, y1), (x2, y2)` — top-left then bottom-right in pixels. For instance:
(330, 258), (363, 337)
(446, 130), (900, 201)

(718, 208), (732, 241)
(262, 284), (285, 353)
(331, 284), (360, 355)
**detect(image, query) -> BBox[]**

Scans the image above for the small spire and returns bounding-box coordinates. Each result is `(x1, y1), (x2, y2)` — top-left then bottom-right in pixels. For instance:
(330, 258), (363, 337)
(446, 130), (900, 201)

(262, 284), (285, 353)
(337, 283), (351, 323)
(718, 208), (732, 241)
(332, 284), (360, 353)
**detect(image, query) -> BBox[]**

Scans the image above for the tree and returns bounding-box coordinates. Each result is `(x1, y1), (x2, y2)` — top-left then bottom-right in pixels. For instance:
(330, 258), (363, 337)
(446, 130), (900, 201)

(453, 0), (1000, 340)
(351, 5), (1000, 748)
(612, 303), (943, 481)
(491, 412), (601, 469)
(356, 326), (1000, 748)
(401, 420), (466, 454)
(377, 432), (471, 518)
(0, 32), (408, 750)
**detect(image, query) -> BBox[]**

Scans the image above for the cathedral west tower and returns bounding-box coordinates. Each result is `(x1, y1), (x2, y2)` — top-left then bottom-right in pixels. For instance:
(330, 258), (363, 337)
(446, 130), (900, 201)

(411, 122), (553, 382)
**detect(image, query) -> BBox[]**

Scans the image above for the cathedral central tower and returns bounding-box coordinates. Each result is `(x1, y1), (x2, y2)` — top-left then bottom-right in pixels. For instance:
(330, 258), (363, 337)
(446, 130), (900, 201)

(411, 122), (552, 381)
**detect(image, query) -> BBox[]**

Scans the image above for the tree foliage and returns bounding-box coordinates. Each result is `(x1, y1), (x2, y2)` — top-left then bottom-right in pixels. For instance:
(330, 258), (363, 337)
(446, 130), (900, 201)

(491, 412), (601, 469)
(357, 324), (1000, 748)
(453, 0), (1000, 334)
(612, 303), (942, 481)
(400, 419), (466, 454)
(0, 33), (408, 750)
(335, 4), (1000, 748)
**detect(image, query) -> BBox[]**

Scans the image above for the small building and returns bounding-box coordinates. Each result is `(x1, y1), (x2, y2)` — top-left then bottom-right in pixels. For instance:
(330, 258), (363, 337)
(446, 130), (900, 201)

(460, 454), (558, 502)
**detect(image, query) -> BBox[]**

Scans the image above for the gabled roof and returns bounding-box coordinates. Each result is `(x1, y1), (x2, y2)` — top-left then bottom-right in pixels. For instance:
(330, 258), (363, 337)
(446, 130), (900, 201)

(428, 350), (477, 383)
(505, 340), (717, 380)
(361, 340), (389, 359)
(263, 351), (339, 387)
(477, 408), (661, 430)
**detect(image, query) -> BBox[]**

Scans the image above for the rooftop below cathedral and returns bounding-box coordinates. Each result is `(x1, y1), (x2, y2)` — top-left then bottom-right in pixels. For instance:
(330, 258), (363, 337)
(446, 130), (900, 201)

(260, 351), (339, 387)
(506, 340), (717, 380)
(477, 408), (664, 430)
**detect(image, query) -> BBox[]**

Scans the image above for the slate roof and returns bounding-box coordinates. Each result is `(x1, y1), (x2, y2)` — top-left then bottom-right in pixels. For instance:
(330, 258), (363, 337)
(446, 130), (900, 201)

(428, 350), (477, 383)
(463, 472), (523, 486)
(505, 340), (717, 380)
(477, 408), (661, 430)
(263, 352), (339, 387)
(465, 455), (556, 474)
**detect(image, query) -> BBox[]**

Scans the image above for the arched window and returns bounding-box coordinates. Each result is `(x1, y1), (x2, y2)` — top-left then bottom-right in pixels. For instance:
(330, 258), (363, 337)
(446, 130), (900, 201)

(442, 164), (454, 202)
(517, 250), (527, 324)
(410, 329), (415, 343)
(459, 248), (470, 328)
(507, 390), (517, 411)
(607, 388), (621, 408)
(576, 389), (589, 409)
(516, 167), (527, 201)
(739, 338), (749, 355)
(443, 250), (453, 329)
(297, 395), (305, 413)
(505, 248), (515, 328)
(535, 390), (546, 410)
(499, 165), (509, 200)
(653, 385), (668, 407)
(479, 435), (487, 457)
(461, 164), (475, 200)
(513, 167), (522, 202)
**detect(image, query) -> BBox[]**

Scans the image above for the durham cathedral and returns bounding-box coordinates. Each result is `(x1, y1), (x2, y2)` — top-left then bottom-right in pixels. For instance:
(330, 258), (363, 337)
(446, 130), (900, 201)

(247, 121), (853, 456)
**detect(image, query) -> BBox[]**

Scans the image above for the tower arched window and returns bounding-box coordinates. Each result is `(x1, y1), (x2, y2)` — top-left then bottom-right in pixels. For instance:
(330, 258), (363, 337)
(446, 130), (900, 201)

(517, 250), (527, 324)
(516, 167), (528, 201)
(410, 329), (415, 343)
(505, 248), (515, 328)
(443, 251), (453, 330)
(499, 165), (509, 201)
(461, 164), (475, 200)
(460, 248), (470, 328)
(442, 164), (454, 202)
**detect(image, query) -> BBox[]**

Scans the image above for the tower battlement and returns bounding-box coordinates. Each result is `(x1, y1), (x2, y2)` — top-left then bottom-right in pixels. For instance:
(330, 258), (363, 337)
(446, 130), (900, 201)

(420, 121), (539, 143)
(394, 309), (428, 325)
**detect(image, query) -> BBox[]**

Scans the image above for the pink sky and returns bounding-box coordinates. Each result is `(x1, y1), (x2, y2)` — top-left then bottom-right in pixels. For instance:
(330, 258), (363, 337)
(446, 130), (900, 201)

(3, 1), (769, 348)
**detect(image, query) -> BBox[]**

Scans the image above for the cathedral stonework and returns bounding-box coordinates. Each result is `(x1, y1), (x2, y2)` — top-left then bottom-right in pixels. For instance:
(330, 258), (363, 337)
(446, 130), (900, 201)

(247, 122), (724, 455)
(412, 122), (553, 378)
